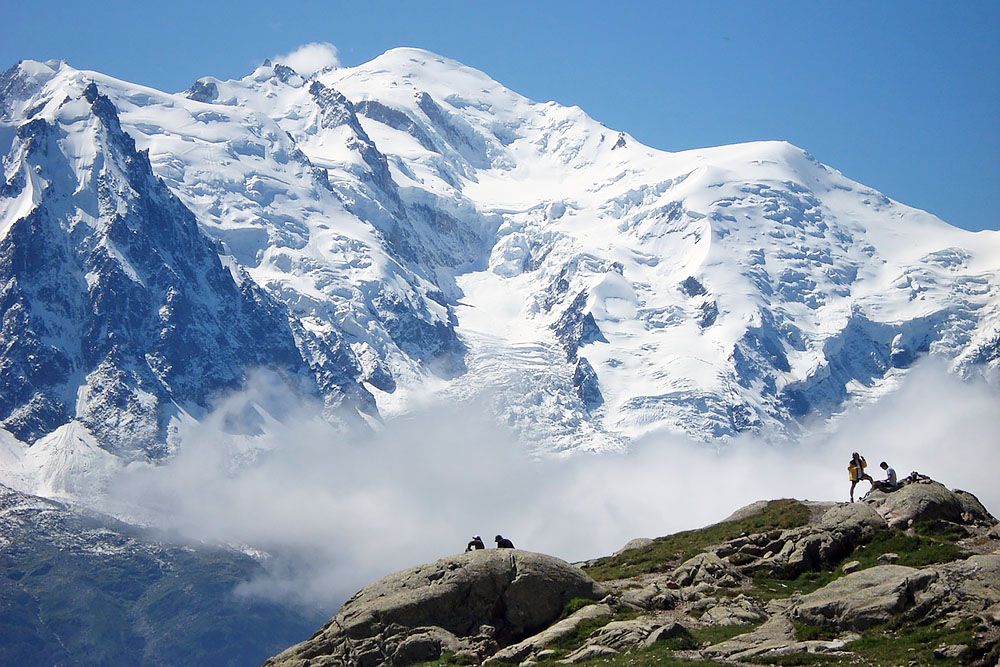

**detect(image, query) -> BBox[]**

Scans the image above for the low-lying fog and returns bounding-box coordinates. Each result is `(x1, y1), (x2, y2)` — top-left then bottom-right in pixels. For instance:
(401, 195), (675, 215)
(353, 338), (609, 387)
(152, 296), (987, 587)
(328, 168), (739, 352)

(106, 361), (999, 613)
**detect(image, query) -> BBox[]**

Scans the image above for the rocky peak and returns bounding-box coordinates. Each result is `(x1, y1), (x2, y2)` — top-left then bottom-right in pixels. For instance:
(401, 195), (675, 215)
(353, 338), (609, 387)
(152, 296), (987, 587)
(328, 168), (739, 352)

(0, 76), (323, 455)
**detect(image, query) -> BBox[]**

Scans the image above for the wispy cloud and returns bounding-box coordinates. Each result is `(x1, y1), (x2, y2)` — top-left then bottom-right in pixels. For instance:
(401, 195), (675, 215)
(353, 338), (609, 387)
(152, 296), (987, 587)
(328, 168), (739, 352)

(270, 42), (340, 76)
(106, 362), (1000, 613)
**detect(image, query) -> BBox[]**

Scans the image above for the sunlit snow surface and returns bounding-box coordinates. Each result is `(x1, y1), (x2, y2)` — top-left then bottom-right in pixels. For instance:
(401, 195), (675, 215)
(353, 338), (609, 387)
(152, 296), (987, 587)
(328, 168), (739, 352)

(1, 49), (999, 476)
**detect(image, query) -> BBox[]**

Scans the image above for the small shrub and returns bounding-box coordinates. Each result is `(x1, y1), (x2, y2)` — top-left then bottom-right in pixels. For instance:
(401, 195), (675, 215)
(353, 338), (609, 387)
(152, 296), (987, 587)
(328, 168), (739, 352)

(560, 596), (597, 619)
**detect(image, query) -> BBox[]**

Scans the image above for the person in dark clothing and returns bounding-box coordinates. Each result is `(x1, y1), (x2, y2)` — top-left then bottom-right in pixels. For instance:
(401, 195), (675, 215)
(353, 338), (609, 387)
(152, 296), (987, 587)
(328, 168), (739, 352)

(495, 534), (515, 549)
(466, 535), (485, 552)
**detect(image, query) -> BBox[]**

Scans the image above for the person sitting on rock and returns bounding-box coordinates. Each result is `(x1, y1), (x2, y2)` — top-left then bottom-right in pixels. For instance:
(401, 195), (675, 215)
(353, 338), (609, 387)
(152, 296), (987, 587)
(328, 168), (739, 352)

(871, 461), (899, 493)
(466, 535), (485, 552)
(849, 451), (874, 502)
(495, 534), (515, 549)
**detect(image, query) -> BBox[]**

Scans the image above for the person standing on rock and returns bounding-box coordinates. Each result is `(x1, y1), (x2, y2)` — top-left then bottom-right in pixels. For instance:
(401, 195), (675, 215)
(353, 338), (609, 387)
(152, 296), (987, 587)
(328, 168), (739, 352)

(849, 452), (874, 502)
(466, 535), (485, 552)
(495, 534), (515, 549)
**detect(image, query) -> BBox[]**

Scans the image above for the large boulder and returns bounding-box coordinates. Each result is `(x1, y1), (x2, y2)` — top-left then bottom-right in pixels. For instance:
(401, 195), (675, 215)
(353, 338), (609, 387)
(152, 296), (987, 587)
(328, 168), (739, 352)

(815, 501), (886, 536)
(485, 602), (612, 664)
(266, 550), (605, 666)
(792, 565), (938, 630)
(864, 481), (995, 529)
(918, 555), (1000, 620)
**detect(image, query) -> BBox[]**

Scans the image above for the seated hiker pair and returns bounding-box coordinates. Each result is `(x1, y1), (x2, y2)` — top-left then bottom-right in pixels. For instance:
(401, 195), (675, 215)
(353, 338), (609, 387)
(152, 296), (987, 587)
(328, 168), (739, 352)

(465, 534), (515, 551)
(848, 451), (899, 502)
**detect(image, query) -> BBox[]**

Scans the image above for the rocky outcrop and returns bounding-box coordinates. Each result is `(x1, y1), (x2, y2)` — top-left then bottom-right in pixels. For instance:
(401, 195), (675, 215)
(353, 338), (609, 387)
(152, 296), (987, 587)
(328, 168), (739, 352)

(266, 481), (1000, 666)
(865, 479), (996, 528)
(265, 550), (605, 666)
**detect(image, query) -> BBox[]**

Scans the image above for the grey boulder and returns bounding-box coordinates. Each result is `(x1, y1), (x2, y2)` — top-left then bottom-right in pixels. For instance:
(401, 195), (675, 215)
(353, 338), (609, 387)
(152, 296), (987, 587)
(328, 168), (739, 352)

(792, 565), (938, 630)
(266, 549), (605, 666)
(865, 481), (995, 528)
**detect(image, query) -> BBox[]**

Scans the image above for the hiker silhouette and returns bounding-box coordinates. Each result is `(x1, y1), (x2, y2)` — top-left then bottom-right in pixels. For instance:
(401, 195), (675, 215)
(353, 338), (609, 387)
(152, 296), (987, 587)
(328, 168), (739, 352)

(495, 534), (515, 549)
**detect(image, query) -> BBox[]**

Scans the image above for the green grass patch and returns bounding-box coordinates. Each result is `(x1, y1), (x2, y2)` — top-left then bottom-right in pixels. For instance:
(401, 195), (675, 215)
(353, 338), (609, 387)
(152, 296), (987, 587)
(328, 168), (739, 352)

(549, 614), (614, 651)
(561, 596), (599, 619)
(846, 618), (982, 666)
(747, 653), (850, 665)
(689, 623), (761, 646)
(585, 500), (811, 581)
(858, 531), (967, 569)
(417, 652), (477, 666)
(793, 621), (841, 642)
(911, 519), (969, 543)
(544, 640), (729, 666)
(750, 568), (842, 600)
(746, 618), (983, 665)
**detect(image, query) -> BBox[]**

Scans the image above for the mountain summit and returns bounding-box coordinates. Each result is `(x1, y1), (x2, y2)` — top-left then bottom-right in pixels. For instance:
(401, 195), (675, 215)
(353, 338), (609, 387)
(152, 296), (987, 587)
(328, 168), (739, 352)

(2, 49), (998, 465)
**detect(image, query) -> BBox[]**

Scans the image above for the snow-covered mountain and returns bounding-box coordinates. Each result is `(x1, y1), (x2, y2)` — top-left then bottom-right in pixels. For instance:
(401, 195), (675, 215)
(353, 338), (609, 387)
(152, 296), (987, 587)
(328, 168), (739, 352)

(0, 65), (324, 461)
(2, 48), (999, 471)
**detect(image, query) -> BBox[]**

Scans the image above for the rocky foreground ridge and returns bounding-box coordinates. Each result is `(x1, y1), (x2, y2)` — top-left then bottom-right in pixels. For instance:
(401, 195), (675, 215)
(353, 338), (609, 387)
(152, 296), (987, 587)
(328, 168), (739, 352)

(267, 479), (1000, 666)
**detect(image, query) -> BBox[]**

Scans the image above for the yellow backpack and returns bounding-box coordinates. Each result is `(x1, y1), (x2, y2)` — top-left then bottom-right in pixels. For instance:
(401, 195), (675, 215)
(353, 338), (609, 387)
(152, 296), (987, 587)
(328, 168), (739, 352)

(848, 462), (859, 482)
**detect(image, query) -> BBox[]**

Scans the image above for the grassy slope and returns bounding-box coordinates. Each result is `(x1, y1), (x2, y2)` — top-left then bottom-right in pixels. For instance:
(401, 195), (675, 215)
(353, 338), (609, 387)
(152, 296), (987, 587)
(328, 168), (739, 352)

(584, 500), (811, 582)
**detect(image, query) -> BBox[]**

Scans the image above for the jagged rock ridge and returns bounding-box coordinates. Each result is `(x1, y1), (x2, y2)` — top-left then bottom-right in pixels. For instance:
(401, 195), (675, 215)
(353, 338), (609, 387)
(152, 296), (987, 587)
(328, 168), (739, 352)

(0, 68), (318, 458)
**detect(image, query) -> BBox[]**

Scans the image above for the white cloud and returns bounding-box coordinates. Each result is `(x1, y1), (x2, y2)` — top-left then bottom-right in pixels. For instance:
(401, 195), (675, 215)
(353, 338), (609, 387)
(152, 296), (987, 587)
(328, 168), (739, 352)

(271, 42), (340, 77)
(105, 362), (1000, 614)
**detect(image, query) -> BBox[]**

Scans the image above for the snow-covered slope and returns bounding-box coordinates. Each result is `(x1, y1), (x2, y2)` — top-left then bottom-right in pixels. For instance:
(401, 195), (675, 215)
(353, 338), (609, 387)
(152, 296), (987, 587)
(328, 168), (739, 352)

(2, 50), (998, 463)
(316, 49), (1000, 447)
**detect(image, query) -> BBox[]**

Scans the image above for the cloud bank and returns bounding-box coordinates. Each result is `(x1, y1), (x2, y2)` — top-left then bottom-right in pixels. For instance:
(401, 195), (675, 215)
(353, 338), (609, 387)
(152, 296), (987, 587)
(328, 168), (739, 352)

(271, 42), (340, 76)
(107, 362), (1000, 613)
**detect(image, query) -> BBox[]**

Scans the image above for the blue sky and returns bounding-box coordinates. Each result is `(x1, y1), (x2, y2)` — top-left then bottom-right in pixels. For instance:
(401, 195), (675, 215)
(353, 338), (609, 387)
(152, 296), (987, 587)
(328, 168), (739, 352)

(4, 1), (997, 231)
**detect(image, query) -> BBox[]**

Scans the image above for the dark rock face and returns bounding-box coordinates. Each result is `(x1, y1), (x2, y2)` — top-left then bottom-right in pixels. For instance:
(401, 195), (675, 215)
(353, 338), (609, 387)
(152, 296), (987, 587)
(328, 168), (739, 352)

(266, 550), (605, 666)
(416, 92), (491, 169)
(0, 484), (319, 667)
(779, 309), (952, 419)
(356, 99), (438, 153)
(308, 80), (399, 201)
(369, 288), (466, 378)
(680, 276), (707, 297)
(698, 300), (719, 328)
(185, 79), (218, 103)
(553, 292), (608, 361)
(573, 357), (604, 409)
